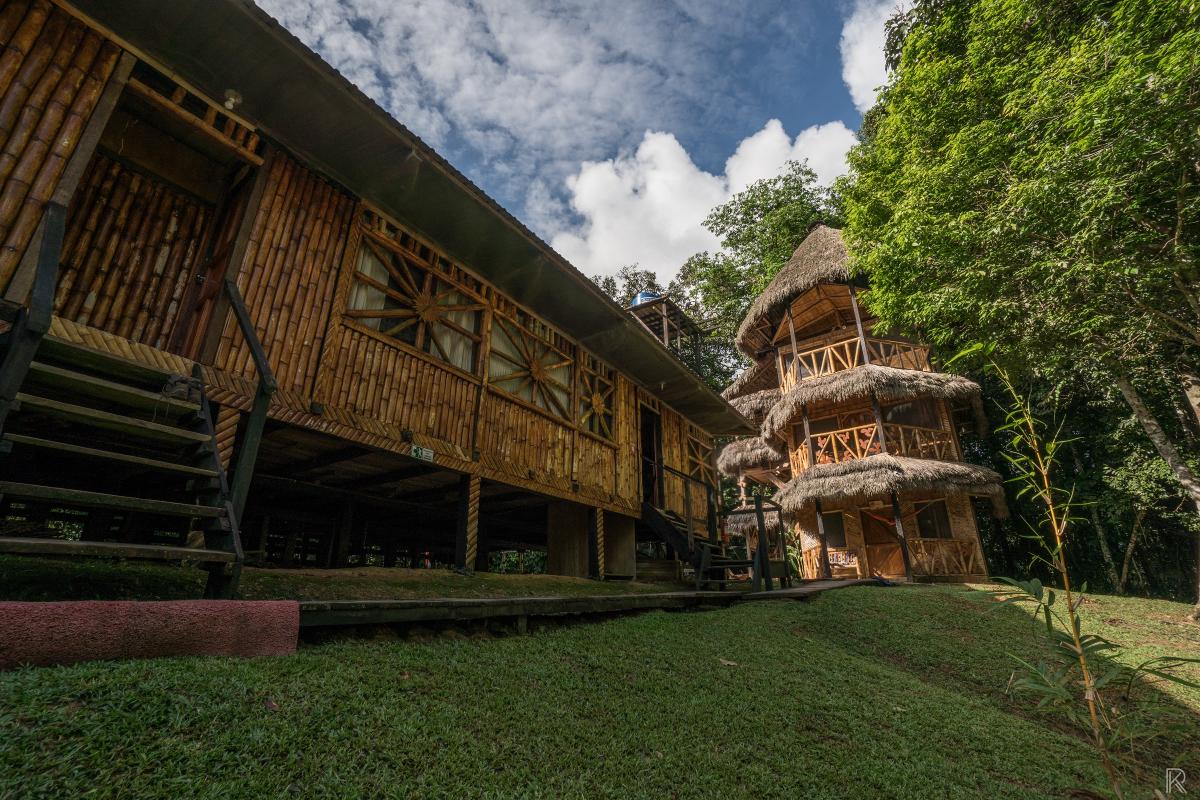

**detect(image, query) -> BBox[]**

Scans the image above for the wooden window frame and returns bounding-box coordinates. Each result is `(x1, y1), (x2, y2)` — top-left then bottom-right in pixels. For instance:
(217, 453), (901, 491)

(343, 222), (487, 377)
(578, 352), (616, 442)
(487, 305), (576, 422)
(685, 426), (715, 486)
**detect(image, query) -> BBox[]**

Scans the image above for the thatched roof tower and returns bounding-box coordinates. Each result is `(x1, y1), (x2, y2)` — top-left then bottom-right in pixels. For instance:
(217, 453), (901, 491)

(719, 225), (1001, 582)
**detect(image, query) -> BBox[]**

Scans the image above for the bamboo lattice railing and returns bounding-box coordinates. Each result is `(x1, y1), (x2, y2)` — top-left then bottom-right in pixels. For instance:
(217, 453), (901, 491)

(797, 422), (958, 470)
(780, 336), (931, 389)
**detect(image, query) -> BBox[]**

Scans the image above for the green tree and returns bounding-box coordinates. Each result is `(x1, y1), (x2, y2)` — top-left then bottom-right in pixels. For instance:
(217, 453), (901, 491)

(843, 0), (1200, 614)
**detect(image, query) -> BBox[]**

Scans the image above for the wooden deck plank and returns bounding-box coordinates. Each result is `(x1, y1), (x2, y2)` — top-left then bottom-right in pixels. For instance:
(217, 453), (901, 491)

(298, 580), (882, 627)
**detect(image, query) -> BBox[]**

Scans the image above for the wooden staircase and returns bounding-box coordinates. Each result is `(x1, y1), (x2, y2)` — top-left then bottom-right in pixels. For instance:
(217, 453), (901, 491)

(640, 502), (753, 589)
(0, 335), (243, 598)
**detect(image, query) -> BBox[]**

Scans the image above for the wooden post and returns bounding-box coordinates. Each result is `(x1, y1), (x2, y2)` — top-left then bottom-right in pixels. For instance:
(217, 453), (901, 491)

(683, 478), (694, 551)
(785, 313), (801, 385)
(754, 494), (773, 591)
(813, 498), (833, 580)
(848, 284), (872, 366)
(330, 501), (355, 568)
(891, 492), (914, 581)
(588, 507), (605, 579)
(455, 474), (481, 571)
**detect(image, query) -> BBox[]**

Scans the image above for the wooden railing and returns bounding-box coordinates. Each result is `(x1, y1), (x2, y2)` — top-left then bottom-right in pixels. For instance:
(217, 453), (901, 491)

(802, 546), (863, 579)
(0, 202), (65, 434)
(781, 336), (930, 389)
(908, 538), (984, 577)
(223, 277), (278, 518)
(798, 422), (957, 470)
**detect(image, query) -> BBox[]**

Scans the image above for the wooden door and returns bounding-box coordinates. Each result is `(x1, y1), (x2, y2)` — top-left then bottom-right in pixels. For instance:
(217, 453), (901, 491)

(861, 510), (905, 577)
(639, 405), (663, 506)
(168, 166), (257, 359)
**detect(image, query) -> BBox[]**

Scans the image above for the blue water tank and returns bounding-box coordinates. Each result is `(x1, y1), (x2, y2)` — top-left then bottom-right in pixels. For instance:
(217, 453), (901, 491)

(630, 291), (661, 307)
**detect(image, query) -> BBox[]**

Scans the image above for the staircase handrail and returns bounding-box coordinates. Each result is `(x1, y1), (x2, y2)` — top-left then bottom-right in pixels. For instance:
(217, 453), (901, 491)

(0, 202), (66, 434)
(222, 276), (277, 518)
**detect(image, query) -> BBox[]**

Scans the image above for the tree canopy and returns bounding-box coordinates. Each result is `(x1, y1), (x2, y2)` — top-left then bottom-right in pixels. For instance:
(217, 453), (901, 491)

(844, 0), (1200, 609)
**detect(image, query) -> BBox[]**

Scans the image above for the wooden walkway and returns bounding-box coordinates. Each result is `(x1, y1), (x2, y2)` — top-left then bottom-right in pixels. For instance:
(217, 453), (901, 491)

(298, 578), (883, 629)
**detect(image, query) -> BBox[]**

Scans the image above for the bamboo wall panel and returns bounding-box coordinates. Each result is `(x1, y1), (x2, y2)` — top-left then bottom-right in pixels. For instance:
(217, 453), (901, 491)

(217, 154), (355, 395)
(53, 153), (210, 346)
(317, 324), (476, 451)
(478, 391), (572, 486)
(614, 376), (640, 503)
(574, 434), (615, 497)
(0, 1), (120, 293)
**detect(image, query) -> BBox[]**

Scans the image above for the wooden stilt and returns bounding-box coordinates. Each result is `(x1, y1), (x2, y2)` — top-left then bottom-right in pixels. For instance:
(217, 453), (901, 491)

(813, 497), (833, 580)
(588, 507), (605, 579)
(455, 473), (480, 571)
(891, 491), (913, 581)
(754, 494), (773, 591)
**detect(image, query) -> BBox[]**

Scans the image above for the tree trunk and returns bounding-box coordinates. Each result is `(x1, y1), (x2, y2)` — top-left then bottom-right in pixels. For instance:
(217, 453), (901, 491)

(1115, 373), (1200, 619)
(1070, 444), (1121, 591)
(1180, 368), (1200, 437)
(1117, 508), (1145, 595)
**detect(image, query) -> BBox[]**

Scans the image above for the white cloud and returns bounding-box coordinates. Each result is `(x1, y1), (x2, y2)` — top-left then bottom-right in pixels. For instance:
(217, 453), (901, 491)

(551, 119), (856, 282)
(840, 0), (896, 113)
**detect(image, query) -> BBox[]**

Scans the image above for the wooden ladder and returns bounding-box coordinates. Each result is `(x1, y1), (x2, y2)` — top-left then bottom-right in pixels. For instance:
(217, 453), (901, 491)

(0, 334), (244, 598)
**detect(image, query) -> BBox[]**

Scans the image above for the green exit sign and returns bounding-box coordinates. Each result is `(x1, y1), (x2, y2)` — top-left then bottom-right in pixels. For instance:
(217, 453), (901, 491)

(411, 446), (435, 462)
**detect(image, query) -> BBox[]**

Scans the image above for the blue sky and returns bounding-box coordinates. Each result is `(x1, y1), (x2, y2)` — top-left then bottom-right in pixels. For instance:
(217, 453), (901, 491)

(256, 0), (894, 282)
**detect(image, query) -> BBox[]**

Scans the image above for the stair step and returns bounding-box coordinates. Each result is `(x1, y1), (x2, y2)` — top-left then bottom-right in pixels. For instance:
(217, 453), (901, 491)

(13, 393), (210, 444)
(0, 536), (235, 563)
(3, 433), (220, 478)
(26, 361), (199, 416)
(0, 481), (223, 518)
(0, 297), (20, 323)
(37, 336), (180, 391)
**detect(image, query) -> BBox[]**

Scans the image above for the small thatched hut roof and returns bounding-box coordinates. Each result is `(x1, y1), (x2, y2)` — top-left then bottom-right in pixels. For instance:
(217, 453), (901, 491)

(725, 506), (784, 537)
(775, 454), (1007, 517)
(717, 436), (788, 477)
(761, 364), (985, 440)
(722, 358), (778, 401)
(735, 224), (849, 356)
(728, 389), (781, 427)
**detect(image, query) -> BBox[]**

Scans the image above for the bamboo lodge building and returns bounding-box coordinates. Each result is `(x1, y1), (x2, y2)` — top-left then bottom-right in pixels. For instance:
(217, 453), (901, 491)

(0, 0), (754, 597)
(719, 225), (1004, 582)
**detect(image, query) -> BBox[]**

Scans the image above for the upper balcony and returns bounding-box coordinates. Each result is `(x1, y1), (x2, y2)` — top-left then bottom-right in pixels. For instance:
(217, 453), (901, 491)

(792, 420), (960, 472)
(778, 335), (931, 391)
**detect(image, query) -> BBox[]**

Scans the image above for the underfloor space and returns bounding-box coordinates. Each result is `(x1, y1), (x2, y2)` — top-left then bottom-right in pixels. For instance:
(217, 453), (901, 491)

(244, 425), (605, 576)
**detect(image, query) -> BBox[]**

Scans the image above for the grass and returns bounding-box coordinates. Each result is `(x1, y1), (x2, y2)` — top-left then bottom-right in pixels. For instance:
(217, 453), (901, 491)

(0, 554), (678, 601)
(2, 584), (1197, 798)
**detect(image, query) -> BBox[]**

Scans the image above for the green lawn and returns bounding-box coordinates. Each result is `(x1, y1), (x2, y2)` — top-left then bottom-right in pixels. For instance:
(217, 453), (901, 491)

(2, 585), (1197, 798)
(0, 554), (678, 601)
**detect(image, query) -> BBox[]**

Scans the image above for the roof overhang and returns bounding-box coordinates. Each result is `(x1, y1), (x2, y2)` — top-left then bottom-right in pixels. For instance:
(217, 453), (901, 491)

(65, 0), (752, 435)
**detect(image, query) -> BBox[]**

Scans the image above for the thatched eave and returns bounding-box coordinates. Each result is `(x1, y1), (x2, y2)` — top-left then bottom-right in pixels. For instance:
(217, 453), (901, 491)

(761, 364), (984, 441)
(775, 455), (1008, 518)
(717, 436), (788, 477)
(724, 507), (784, 537)
(728, 389), (781, 427)
(723, 358), (779, 401)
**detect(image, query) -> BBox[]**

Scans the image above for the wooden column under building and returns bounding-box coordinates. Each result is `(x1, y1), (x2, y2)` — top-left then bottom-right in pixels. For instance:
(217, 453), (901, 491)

(455, 474), (480, 571)
(801, 406), (833, 579)
(588, 507), (605, 580)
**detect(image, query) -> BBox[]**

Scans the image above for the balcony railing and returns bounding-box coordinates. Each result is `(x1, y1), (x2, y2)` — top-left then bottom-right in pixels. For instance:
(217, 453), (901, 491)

(781, 336), (930, 389)
(794, 422), (958, 471)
